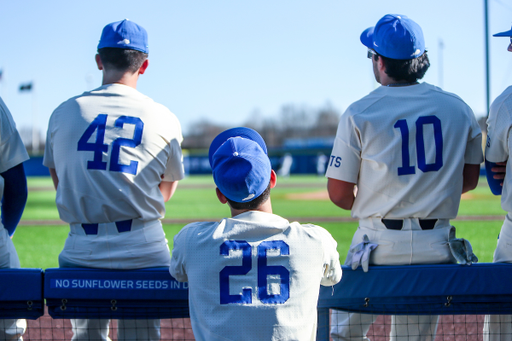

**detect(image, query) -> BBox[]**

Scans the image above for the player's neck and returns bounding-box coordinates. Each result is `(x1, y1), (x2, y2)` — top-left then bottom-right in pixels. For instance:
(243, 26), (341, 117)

(379, 74), (417, 87)
(102, 71), (140, 89)
(229, 199), (273, 217)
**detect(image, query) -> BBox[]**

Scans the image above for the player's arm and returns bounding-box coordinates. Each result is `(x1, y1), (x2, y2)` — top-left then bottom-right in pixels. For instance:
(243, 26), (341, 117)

(48, 168), (59, 190)
(1, 163), (27, 237)
(327, 178), (356, 210)
(462, 163), (480, 194)
(159, 180), (178, 202)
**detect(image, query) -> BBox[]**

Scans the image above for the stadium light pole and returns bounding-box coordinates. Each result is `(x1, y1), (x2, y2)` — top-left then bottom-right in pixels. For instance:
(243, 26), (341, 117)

(438, 39), (444, 89)
(484, 0), (490, 116)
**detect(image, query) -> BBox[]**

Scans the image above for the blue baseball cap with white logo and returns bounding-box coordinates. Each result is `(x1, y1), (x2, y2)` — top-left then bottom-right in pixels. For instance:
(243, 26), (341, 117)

(98, 19), (149, 53)
(494, 25), (512, 37)
(361, 14), (425, 60)
(209, 127), (271, 203)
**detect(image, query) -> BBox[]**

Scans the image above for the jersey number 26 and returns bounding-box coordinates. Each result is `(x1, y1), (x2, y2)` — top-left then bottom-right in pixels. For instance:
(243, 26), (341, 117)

(219, 240), (290, 305)
(77, 114), (144, 175)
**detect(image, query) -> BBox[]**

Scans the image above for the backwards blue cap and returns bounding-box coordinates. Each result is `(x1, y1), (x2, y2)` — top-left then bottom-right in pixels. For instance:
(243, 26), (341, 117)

(494, 25), (512, 37)
(209, 127), (271, 203)
(361, 14), (425, 60)
(98, 19), (149, 53)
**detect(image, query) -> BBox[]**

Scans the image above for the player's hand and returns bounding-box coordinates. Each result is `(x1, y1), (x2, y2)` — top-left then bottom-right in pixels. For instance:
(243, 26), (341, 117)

(492, 161), (507, 183)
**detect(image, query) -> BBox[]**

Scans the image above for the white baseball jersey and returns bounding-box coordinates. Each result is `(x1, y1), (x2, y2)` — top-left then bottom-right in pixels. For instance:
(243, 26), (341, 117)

(326, 82), (483, 220)
(43, 83), (185, 224)
(170, 210), (342, 341)
(486, 85), (512, 213)
(481, 86), (512, 341)
(327, 83), (483, 341)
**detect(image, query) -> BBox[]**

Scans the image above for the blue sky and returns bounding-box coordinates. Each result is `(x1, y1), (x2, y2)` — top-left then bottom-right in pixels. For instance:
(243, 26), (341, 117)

(1, 0), (512, 139)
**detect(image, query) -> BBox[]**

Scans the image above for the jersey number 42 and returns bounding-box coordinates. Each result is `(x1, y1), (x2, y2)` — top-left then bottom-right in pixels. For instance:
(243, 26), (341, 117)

(77, 114), (144, 175)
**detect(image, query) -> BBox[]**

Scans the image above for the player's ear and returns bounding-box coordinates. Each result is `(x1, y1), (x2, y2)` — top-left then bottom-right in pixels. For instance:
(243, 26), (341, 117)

(377, 56), (386, 72)
(216, 187), (228, 204)
(270, 169), (277, 189)
(95, 54), (104, 71)
(138, 59), (149, 75)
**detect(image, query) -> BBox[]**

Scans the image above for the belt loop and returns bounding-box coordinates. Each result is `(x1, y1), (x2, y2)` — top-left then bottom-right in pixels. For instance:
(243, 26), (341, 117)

(82, 224), (99, 235)
(419, 219), (437, 230)
(115, 219), (133, 233)
(381, 219), (403, 230)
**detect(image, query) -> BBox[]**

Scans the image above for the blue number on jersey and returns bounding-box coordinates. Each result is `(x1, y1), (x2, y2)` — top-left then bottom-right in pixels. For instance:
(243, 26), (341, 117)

(77, 114), (144, 175)
(258, 241), (290, 304)
(77, 114), (108, 170)
(219, 241), (252, 304)
(394, 115), (443, 176)
(110, 116), (144, 175)
(219, 240), (290, 305)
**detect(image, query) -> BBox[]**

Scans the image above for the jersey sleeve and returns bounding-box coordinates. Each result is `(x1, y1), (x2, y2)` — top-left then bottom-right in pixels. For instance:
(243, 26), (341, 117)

(169, 226), (189, 282)
(320, 229), (342, 286)
(486, 95), (512, 163)
(303, 224), (342, 286)
(42, 122), (55, 169)
(325, 109), (361, 183)
(162, 115), (185, 182)
(0, 98), (29, 173)
(462, 108), (484, 165)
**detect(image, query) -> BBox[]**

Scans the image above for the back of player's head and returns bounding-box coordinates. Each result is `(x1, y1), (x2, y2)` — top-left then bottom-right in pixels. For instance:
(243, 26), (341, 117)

(97, 19), (149, 73)
(362, 14), (430, 82)
(209, 127), (272, 206)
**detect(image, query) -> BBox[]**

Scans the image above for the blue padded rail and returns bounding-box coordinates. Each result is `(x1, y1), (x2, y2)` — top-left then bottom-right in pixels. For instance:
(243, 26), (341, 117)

(316, 263), (512, 341)
(0, 268), (44, 319)
(44, 268), (189, 319)
(319, 263), (512, 315)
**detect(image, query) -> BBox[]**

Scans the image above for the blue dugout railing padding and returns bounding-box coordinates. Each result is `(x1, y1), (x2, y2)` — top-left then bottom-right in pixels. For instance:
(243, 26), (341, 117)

(0, 268), (43, 319)
(316, 263), (512, 340)
(4, 264), (512, 339)
(44, 268), (189, 319)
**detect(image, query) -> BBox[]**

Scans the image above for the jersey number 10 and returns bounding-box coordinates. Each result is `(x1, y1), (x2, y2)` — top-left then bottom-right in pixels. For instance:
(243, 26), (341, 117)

(394, 115), (443, 176)
(77, 114), (144, 175)
(219, 240), (290, 305)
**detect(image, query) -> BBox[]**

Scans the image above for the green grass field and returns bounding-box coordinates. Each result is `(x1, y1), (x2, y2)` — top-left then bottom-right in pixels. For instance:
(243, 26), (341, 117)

(14, 175), (505, 268)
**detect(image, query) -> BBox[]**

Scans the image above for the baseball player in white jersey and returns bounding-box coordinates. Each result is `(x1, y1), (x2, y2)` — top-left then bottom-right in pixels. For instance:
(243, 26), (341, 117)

(483, 24), (512, 341)
(0, 97), (29, 340)
(170, 127), (342, 341)
(43, 19), (185, 341)
(325, 14), (483, 341)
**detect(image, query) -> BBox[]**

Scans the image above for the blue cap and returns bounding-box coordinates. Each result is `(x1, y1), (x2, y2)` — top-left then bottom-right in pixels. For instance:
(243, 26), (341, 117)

(209, 127), (271, 203)
(494, 26), (512, 37)
(361, 14), (425, 60)
(98, 19), (149, 53)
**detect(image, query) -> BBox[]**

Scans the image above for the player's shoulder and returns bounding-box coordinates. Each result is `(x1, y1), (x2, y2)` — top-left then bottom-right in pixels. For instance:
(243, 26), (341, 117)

(423, 83), (471, 106)
(0, 97), (16, 127)
(174, 221), (220, 241)
(293, 222), (337, 242)
(342, 89), (386, 119)
(490, 86), (512, 114)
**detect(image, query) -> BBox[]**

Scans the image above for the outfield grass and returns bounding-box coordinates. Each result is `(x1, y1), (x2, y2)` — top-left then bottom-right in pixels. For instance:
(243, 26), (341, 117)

(14, 175), (505, 268)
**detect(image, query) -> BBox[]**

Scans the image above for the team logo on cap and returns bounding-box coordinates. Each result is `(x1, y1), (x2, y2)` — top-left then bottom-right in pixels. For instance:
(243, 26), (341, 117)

(242, 194), (255, 201)
(118, 39), (130, 45)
